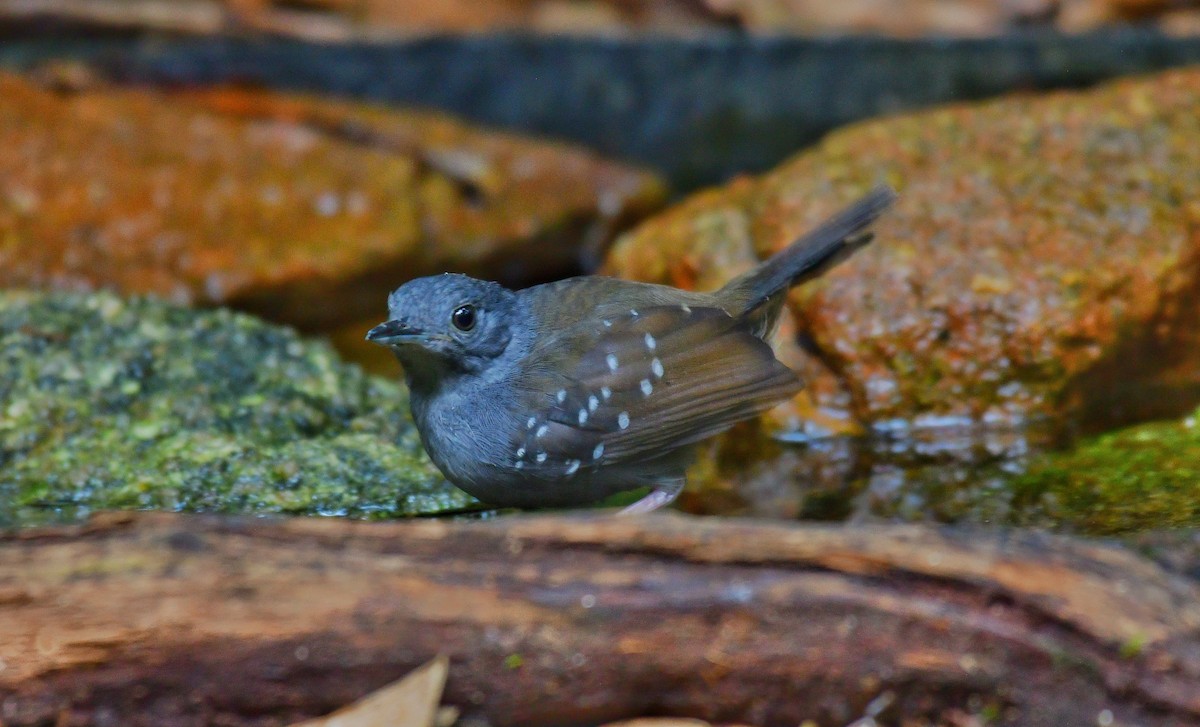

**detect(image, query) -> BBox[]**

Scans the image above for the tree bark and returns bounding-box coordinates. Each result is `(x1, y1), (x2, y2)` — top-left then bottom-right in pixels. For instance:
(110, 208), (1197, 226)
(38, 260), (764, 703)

(2, 512), (1199, 726)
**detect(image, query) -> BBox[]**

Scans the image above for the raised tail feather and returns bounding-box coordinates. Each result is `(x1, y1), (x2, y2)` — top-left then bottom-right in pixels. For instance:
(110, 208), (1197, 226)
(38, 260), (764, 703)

(721, 185), (897, 311)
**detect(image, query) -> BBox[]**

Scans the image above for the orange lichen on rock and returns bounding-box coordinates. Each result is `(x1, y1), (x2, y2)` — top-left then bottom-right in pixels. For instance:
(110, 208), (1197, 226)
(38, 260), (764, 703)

(0, 75), (666, 329)
(605, 68), (1200, 433)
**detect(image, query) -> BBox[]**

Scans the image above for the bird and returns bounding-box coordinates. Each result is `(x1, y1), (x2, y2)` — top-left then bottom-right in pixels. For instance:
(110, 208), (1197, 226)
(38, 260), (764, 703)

(367, 185), (896, 514)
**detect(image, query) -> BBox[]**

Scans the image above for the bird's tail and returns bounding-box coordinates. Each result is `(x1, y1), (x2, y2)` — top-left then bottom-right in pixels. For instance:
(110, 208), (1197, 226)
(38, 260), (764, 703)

(720, 185), (897, 312)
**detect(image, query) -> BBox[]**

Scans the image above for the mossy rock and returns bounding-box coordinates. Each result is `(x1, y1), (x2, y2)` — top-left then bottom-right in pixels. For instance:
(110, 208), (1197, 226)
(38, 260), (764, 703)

(0, 291), (477, 528)
(1007, 410), (1200, 535)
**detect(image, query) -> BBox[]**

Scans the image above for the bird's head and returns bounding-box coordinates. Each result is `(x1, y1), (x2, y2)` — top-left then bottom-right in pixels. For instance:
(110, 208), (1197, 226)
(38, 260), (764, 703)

(367, 274), (518, 389)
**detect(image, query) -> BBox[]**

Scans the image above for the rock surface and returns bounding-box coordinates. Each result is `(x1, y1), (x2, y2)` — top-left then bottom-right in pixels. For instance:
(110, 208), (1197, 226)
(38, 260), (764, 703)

(0, 291), (476, 527)
(0, 75), (666, 329)
(605, 67), (1200, 435)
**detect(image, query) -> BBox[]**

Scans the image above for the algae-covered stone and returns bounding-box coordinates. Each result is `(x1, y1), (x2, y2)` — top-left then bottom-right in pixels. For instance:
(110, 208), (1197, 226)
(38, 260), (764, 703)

(605, 67), (1200, 436)
(1007, 409), (1200, 535)
(0, 291), (476, 528)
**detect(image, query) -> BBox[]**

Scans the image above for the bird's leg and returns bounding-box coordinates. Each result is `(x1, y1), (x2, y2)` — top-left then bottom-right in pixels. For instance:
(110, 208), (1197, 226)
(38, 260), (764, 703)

(616, 477), (684, 515)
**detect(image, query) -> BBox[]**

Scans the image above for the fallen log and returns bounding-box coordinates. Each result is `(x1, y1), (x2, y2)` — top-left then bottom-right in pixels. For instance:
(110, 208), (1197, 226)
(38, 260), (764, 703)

(1, 512), (1199, 726)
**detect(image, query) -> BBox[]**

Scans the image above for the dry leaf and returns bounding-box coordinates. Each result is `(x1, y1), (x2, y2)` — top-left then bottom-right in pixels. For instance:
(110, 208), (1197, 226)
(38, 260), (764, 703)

(290, 655), (448, 727)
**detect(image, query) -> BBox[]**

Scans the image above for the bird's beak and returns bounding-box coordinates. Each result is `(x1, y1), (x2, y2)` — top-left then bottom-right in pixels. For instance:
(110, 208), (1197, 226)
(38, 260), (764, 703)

(366, 319), (425, 345)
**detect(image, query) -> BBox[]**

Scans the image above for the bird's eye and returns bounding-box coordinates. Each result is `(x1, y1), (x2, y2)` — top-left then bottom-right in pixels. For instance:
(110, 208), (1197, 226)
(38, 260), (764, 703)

(452, 304), (477, 331)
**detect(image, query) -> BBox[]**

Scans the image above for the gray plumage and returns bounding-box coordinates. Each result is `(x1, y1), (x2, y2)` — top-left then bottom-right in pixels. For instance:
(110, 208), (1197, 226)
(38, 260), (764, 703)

(368, 185), (896, 513)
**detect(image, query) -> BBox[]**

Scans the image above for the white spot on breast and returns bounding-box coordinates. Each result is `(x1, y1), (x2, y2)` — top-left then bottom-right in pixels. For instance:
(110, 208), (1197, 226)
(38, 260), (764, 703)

(600, 386), (612, 400)
(618, 411), (630, 429)
(630, 309), (639, 317)
(565, 459), (580, 476)
(536, 424), (549, 438)
(606, 354), (619, 372)
(536, 451), (547, 463)
(526, 416), (536, 429)
(515, 460), (524, 469)
(578, 409), (589, 425)
(640, 379), (653, 397)
(681, 304), (692, 314)
(644, 333), (657, 351)
(516, 447), (526, 458)
(602, 319), (612, 328)
(588, 395), (599, 412)
(556, 389), (567, 404)
(592, 443), (605, 460)
(651, 358), (664, 378)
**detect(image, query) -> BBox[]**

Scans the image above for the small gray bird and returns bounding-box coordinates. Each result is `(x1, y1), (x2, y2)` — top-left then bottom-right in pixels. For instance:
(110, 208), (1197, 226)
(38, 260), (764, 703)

(368, 186), (895, 514)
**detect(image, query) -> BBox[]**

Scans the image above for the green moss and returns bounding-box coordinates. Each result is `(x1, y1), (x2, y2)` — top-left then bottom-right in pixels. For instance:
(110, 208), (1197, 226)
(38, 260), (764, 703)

(1008, 410), (1200, 535)
(0, 291), (477, 528)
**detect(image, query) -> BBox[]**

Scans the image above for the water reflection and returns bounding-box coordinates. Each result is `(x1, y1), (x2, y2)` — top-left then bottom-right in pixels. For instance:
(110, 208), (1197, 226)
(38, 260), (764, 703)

(732, 424), (1058, 525)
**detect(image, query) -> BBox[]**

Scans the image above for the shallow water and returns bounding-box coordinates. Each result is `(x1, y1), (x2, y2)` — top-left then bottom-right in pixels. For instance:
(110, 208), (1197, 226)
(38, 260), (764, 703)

(718, 424), (1060, 526)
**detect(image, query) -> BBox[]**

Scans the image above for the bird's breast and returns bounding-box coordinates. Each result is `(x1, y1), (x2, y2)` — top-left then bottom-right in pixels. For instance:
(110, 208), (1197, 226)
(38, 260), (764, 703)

(412, 383), (519, 487)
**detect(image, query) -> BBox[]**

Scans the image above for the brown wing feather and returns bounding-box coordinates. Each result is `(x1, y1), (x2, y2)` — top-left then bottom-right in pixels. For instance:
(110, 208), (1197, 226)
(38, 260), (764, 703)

(512, 305), (800, 478)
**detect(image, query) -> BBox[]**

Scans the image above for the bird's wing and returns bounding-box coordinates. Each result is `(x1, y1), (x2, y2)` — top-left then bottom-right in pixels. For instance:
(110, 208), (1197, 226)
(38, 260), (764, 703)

(510, 304), (801, 479)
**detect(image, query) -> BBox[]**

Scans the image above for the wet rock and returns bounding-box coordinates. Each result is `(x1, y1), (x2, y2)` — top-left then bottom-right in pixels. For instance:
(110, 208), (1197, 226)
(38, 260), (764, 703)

(1004, 407), (1200, 535)
(606, 67), (1200, 435)
(0, 75), (666, 329)
(0, 291), (476, 528)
